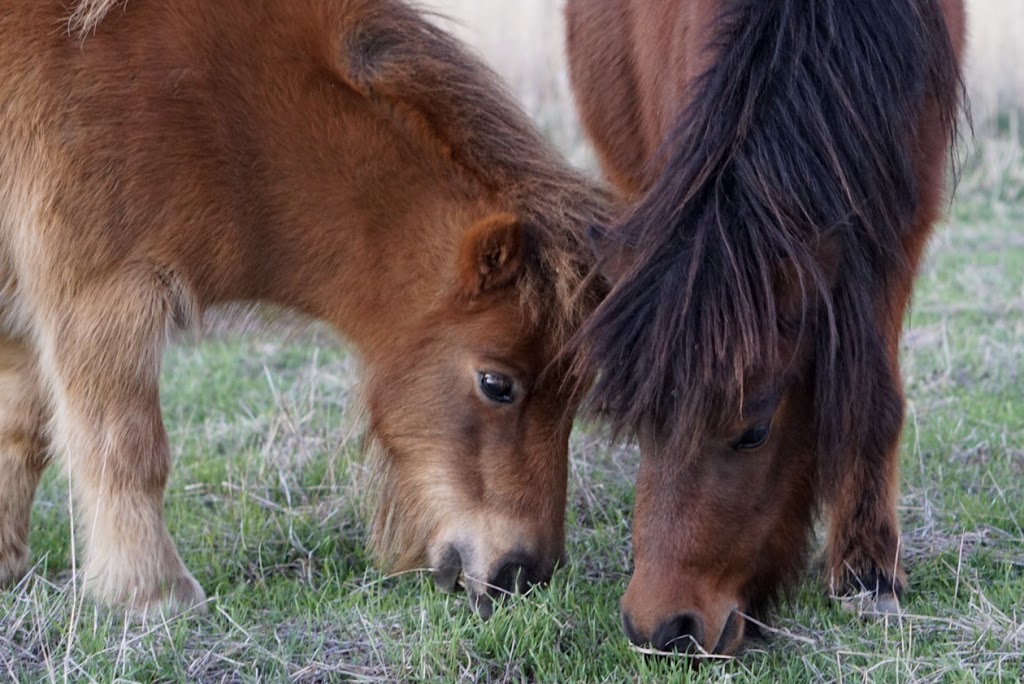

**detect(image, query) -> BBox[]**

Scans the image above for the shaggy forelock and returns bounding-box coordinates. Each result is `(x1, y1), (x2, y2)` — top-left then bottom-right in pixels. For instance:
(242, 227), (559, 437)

(66, 0), (127, 37)
(573, 0), (964, 470)
(338, 0), (610, 360)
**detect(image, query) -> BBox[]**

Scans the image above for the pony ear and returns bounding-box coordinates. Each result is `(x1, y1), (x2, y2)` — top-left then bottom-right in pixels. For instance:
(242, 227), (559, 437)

(337, 20), (394, 98)
(815, 234), (842, 286)
(457, 214), (528, 297)
(774, 234), (843, 320)
(588, 223), (634, 283)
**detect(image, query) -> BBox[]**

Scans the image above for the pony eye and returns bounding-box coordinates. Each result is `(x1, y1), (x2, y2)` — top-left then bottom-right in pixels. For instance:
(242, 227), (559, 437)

(478, 372), (515, 404)
(733, 422), (772, 451)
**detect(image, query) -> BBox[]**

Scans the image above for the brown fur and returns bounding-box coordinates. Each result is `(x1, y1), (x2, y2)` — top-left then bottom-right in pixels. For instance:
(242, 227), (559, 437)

(567, 0), (965, 654)
(0, 0), (607, 614)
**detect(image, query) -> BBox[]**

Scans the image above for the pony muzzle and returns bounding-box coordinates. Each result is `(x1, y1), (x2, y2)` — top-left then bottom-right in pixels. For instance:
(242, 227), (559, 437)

(429, 542), (554, 619)
(623, 605), (746, 656)
(621, 574), (746, 655)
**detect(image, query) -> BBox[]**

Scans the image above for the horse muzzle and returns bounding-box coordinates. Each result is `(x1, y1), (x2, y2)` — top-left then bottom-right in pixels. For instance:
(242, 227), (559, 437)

(620, 572), (747, 656)
(430, 541), (558, 619)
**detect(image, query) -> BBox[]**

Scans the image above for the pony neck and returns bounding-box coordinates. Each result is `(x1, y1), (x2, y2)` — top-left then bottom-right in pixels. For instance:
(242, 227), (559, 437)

(121, 0), (497, 354)
(259, 191), (486, 356)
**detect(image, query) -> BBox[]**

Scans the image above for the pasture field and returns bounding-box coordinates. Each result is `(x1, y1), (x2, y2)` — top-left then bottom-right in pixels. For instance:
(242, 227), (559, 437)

(2, 191), (1021, 684)
(2, 1), (1023, 682)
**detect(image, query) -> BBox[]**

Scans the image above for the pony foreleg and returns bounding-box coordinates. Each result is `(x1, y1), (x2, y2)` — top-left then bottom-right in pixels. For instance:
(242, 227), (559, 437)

(825, 361), (906, 612)
(35, 271), (205, 614)
(0, 338), (48, 587)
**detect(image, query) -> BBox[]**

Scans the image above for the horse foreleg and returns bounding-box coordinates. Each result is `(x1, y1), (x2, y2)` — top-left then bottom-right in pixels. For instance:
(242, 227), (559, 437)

(825, 357), (906, 612)
(34, 270), (205, 614)
(0, 337), (48, 587)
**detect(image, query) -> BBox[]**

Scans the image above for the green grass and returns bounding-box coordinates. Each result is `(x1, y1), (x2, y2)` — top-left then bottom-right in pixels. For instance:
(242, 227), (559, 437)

(3, 196), (1021, 682)
(4, 77), (1024, 684)
(6, 2), (1023, 677)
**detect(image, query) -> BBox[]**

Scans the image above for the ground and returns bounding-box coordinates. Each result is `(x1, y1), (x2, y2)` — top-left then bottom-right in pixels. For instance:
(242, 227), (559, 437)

(2, 1), (1023, 680)
(1, 194), (1021, 683)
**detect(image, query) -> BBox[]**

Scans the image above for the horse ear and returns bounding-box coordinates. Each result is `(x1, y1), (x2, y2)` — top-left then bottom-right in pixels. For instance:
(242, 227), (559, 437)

(588, 223), (634, 283)
(774, 234), (843, 319)
(815, 234), (842, 286)
(457, 214), (528, 297)
(337, 20), (392, 98)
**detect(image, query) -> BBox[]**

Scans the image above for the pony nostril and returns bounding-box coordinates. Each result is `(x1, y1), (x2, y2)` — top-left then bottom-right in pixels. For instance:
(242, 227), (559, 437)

(464, 552), (556, 619)
(712, 610), (746, 655)
(622, 611), (646, 647)
(489, 559), (535, 596)
(651, 613), (706, 654)
(488, 550), (550, 598)
(431, 545), (463, 593)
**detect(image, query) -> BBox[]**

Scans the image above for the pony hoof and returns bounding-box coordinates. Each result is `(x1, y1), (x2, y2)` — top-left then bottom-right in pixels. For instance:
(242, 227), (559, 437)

(0, 550), (29, 589)
(88, 568), (209, 618)
(871, 593), (901, 616)
(156, 572), (210, 616)
(130, 577), (209, 620)
(838, 591), (900, 618)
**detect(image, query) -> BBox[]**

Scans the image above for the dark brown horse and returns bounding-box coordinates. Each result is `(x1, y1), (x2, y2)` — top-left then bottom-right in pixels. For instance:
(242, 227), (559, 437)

(0, 0), (607, 618)
(567, 0), (965, 654)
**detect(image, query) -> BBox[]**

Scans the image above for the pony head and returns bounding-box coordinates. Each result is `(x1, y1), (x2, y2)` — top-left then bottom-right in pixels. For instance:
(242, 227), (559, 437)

(572, 0), (963, 654)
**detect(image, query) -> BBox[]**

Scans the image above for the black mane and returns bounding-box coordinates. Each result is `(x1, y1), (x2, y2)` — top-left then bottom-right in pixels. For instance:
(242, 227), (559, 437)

(574, 0), (964, 472)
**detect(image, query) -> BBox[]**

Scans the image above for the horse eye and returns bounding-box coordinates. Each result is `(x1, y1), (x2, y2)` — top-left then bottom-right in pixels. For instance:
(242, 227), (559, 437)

(733, 422), (772, 451)
(478, 372), (515, 404)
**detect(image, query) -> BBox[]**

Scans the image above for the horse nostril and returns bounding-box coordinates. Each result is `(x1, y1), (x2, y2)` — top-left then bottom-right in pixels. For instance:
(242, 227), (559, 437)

(712, 610), (746, 655)
(468, 552), (551, 620)
(622, 611), (646, 646)
(431, 545), (463, 593)
(489, 559), (535, 596)
(651, 613), (706, 654)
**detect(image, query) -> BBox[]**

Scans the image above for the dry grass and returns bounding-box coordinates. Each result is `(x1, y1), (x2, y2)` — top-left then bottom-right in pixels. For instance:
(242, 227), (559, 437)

(2, 2), (1023, 682)
(963, 1), (1024, 119)
(422, 0), (1024, 153)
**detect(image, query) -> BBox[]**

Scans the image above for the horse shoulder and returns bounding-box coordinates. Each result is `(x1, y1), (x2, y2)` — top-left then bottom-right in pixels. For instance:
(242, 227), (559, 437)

(565, 0), (649, 195)
(565, 0), (718, 195)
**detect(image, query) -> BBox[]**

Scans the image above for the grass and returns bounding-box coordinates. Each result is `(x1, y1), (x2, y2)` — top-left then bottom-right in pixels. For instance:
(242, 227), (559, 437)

(3, 2), (1024, 682)
(7, 201), (1021, 683)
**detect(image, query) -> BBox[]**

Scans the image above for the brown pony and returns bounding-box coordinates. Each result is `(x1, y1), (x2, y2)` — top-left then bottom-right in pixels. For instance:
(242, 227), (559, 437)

(0, 0), (607, 618)
(567, 0), (966, 655)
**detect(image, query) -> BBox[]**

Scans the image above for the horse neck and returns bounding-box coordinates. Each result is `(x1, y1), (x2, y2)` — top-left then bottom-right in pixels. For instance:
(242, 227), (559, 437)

(256, 187), (479, 356)
(234, 126), (485, 358)
(136, 0), (493, 354)
(4, 0), (516, 357)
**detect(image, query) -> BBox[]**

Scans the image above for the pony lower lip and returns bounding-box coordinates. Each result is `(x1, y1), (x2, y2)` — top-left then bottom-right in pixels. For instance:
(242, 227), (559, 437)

(470, 592), (494, 620)
(431, 544), (464, 593)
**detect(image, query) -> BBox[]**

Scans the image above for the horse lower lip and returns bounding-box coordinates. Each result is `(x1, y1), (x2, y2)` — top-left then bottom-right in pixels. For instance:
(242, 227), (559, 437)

(470, 592), (494, 620)
(431, 545), (463, 593)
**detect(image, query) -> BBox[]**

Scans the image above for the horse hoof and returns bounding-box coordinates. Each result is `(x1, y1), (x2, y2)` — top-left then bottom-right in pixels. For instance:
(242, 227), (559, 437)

(129, 572), (209, 620)
(0, 550), (29, 589)
(839, 591), (900, 618)
(86, 566), (208, 618)
(869, 593), (901, 618)
(158, 572), (210, 616)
